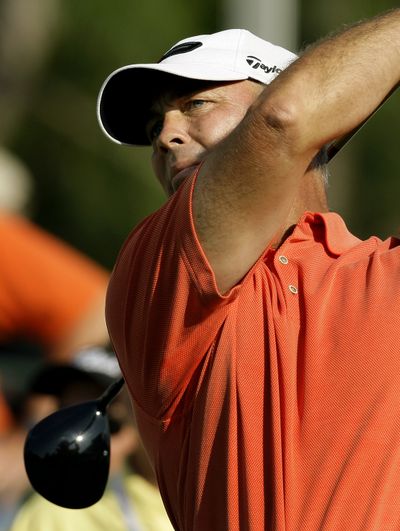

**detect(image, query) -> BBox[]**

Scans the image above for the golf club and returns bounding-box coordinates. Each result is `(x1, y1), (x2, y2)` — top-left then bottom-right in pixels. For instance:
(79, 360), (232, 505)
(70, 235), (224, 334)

(24, 376), (125, 509)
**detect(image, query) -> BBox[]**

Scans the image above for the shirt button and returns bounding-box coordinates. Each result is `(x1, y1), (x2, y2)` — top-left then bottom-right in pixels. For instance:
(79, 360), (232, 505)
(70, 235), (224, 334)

(288, 285), (298, 294)
(278, 255), (289, 265)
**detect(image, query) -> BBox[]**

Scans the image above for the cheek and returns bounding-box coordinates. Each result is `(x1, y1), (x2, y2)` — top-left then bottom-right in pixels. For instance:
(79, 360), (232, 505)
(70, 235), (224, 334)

(196, 107), (248, 147)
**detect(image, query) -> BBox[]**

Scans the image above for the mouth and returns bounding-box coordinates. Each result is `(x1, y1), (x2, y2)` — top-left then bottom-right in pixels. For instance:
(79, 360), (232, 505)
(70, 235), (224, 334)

(170, 164), (200, 193)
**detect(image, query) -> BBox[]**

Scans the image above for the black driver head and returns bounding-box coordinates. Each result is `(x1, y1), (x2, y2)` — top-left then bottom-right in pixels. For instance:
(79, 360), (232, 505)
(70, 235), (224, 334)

(24, 399), (111, 509)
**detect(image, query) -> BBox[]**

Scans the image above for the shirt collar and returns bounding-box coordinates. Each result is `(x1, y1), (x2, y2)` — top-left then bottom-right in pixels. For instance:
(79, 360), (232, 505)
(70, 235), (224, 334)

(295, 211), (361, 256)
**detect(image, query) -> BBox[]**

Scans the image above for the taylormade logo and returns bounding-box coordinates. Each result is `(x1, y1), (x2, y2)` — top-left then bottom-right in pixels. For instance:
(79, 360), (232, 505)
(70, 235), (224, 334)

(246, 56), (282, 75)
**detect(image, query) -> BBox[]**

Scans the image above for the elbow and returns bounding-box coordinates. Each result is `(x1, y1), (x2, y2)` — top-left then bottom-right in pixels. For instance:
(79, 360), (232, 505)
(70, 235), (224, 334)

(252, 95), (309, 153)
(261, 98), (301, 136)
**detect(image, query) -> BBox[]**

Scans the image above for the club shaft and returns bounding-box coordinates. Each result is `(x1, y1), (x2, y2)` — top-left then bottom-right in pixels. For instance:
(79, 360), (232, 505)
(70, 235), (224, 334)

(98, 377), (125, 411)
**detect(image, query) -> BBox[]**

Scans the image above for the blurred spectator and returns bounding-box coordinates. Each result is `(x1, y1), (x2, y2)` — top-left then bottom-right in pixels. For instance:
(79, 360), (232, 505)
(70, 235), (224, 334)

(9, 351), (173, 531)
(0, 149), (32, 215)
(0, 212), (109, 528)
(0, 146), (108, 402)
(0, 210), (109, 361)
(0, 148), (110, 528)
(0, 149), (109, 365)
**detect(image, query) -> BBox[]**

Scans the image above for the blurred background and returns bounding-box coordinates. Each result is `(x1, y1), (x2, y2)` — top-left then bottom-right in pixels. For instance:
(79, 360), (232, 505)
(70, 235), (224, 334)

(0, 0), (398, 528)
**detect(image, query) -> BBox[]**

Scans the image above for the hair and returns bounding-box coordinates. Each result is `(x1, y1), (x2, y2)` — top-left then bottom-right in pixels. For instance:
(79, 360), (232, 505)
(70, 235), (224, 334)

(310, 145), (330, 187)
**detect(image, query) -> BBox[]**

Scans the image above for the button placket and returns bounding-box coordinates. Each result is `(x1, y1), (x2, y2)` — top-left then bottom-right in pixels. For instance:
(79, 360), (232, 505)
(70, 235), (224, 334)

(275, 253), (298, 295)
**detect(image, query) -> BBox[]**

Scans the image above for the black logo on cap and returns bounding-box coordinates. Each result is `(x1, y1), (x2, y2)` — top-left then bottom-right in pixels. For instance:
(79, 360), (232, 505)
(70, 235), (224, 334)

(158, 41), (203, 63)
(246, 55), (282, 75)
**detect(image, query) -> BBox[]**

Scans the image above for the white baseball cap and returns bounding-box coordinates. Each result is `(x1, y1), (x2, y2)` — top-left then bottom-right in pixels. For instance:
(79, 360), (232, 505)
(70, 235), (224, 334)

(97, 29), (298, 146)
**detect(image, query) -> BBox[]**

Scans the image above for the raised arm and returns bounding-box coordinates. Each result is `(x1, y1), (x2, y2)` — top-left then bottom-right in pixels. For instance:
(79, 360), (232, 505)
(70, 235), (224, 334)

(194, 9), (400, 294)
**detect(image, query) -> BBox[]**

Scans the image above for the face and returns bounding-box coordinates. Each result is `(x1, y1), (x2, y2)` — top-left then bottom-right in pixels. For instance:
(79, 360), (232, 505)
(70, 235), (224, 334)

(147, 79), (263, 196)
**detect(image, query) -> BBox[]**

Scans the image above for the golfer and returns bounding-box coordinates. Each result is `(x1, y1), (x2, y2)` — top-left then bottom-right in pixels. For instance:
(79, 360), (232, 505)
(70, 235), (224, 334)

(98, 9), (400, 530)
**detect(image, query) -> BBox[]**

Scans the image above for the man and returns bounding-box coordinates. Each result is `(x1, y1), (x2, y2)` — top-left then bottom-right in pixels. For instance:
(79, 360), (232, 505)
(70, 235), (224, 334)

(98, 10), (400, 530)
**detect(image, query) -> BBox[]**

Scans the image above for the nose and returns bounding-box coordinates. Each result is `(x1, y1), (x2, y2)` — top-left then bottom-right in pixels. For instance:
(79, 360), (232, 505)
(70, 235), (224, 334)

(156, 110), (190, 152)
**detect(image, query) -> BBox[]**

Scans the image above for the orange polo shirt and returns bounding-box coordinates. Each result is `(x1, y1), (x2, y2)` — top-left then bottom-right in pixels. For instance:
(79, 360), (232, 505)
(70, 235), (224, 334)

(107, 173), (400, 530)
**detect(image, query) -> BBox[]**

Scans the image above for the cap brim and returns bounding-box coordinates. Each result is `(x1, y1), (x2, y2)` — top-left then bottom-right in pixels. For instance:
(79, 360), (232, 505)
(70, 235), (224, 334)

(97, 63), (248, 146)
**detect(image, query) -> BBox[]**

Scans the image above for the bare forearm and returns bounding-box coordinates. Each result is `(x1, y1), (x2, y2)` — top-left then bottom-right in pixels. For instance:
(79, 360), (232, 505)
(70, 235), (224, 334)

(260, 8), (400, 155)
(193, 9), (400, 294)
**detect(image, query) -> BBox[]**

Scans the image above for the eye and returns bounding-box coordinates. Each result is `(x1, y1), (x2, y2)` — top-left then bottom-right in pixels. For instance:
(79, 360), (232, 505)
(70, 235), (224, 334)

(147, 119), (163, 142)
(185, 99), (207, 111)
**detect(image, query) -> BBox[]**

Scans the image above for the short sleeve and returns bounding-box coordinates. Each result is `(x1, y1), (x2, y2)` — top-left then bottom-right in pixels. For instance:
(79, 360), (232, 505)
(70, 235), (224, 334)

(106, 172), (238, 421)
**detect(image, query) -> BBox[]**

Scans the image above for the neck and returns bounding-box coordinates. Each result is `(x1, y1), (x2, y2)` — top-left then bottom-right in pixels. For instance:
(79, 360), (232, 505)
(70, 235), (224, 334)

(271, 169), (329, 249)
